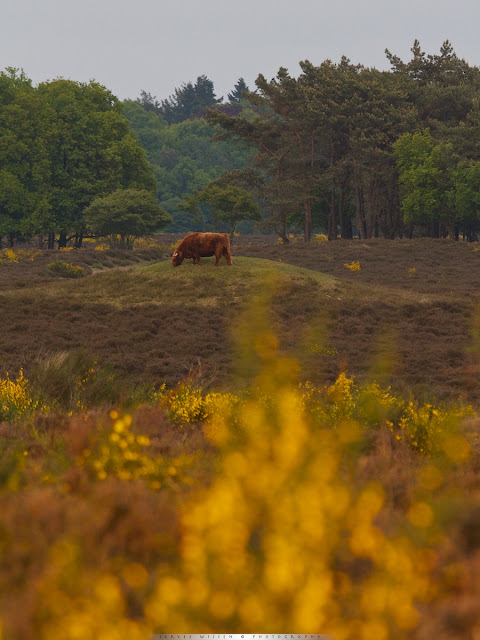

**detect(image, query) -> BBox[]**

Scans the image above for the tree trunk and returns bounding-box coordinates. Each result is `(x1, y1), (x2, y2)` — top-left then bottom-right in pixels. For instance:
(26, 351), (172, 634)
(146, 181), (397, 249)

(58, 232), (67, 249)
(48, 233), (55, 250)
(365, 178), (378, 239)
(277, 216), (289, 243)
(379, 181), (401, 239)
(328, 189), (336, 240)
(355, 187), (367, 239)
(338, 186), (352, 239)
(304, 197), (312, 242)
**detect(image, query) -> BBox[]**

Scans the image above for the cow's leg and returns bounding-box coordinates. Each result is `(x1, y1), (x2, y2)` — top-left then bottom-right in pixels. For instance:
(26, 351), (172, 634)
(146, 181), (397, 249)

(214, 249), (221, 266)
(222, 247), (232, 265)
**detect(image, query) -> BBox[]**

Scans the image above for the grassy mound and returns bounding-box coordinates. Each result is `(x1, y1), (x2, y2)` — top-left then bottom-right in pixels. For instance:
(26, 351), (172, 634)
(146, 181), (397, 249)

(0, 256), (336, 394)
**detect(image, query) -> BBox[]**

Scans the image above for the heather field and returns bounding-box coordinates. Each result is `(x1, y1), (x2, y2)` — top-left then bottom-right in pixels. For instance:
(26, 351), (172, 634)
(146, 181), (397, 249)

(2, 236), (480, 402)
(2, 236), (480, 638)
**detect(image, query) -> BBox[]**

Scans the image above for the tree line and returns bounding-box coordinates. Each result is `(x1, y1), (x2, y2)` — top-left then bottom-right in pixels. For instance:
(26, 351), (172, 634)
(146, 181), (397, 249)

(0, 68), (170, 249)
(4, 41), (480, 247)
(204, 41), (480, 241)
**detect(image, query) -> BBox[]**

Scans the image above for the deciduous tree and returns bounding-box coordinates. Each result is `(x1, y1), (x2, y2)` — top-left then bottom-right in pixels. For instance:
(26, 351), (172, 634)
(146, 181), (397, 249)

(179, 183), (260, 236)
(84, 188), (171, 249)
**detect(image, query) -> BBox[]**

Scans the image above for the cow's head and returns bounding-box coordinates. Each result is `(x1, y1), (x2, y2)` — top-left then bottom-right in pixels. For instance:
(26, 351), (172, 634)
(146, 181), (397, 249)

(172, 250), (184, 266)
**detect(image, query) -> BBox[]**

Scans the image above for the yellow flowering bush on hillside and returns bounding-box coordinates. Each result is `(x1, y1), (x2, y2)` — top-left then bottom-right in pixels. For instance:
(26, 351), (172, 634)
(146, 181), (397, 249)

(0, 370), (47, 422)
(344, 260), (361, 271)
(155, 382), (240, 427)
(0, 248), (43, 263)
(47, 261), (86, 278)
(300, 373), (473, 456)
(157, 369), (472, 458)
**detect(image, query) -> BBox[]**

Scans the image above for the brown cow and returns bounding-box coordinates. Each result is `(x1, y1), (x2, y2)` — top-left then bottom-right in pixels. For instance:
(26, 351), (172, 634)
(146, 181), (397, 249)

(172, 232), (233, 267)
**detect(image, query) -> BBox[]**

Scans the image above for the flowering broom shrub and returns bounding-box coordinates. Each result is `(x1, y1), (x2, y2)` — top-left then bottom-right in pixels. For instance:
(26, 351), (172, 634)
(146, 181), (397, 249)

(47, 261), (86, 278)
(344, 260), (361, 271)
(0, 347), (474, 637)
(0, 248), (43, 263)
(300, 373), (473, 456)
(157, 371), (472, 458)
(0, 370), (47, 422)
(155, 383), (240, 427)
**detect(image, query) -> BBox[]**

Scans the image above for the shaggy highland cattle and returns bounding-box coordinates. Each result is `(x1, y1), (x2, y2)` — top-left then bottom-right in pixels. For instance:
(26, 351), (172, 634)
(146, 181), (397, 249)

(172, 232), (233, 267)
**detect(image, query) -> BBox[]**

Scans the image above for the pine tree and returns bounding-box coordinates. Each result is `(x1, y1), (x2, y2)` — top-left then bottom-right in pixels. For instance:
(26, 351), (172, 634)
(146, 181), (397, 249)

(138, 90), (161, 114)
(227, 78), (249, 103)
(157, 76), (222, 124)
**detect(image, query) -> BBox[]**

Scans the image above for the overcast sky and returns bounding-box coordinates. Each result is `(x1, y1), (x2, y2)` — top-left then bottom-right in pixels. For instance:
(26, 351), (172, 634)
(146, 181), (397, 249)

(2, 0), (480, 103)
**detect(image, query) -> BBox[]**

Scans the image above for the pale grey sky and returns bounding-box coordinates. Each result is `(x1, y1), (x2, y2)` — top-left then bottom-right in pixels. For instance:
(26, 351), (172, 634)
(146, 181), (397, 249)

(2, 0), (480, 103)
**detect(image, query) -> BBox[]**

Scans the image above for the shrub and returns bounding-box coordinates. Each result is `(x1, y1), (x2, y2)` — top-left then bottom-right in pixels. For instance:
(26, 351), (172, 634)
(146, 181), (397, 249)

(0, 370), (47, 422)
(155, 382), (240, 428)
(344, 260), (361, 271)
(0, 328), (475, 636)
(47, 261), (86, 278)
(0, 248), (43, 263)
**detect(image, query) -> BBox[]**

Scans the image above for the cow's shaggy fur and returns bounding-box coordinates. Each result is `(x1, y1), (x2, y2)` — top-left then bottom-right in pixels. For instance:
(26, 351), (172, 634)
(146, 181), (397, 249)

(172, 232), (233, 267)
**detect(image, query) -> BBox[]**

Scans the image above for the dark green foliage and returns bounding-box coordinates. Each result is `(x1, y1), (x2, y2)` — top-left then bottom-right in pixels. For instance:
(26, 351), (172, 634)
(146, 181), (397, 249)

(137, 89), (161, 114)
(227, 78), (250, 103)
(122, 100), (252, 231)
(157, 75), (222, 124)
(179, 183), (261, 235)
(6, 40), (480, 244)
(206, 41), (480, 241)
(0, 68), (53, 241)
(208, 59), (416, 241)
(83, 188), (172, 249)
(0, 69), (157, 246)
